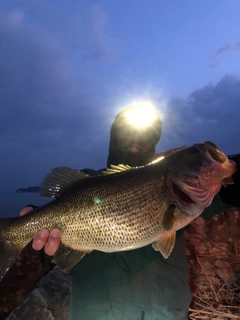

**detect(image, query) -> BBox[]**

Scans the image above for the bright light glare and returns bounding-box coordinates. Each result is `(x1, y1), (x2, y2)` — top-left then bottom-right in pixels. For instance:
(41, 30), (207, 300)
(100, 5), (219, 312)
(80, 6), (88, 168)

(125, 103), (156, 127)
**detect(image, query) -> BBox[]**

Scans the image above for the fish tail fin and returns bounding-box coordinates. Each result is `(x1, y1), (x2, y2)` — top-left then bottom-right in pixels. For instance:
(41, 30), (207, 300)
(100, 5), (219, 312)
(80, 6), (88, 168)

(0, 217), (23, 281)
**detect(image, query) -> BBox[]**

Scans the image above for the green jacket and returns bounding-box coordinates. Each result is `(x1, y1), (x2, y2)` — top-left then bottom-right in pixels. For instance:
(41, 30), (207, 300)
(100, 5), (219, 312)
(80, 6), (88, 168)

(69, 194), (232, 320)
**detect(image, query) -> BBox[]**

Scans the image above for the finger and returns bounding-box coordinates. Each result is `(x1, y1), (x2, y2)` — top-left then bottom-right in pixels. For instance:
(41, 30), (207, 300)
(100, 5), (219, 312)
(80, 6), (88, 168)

(20, 206), (34, 216)
(32, 229), (50, 251)
(44, 229), (61, 256)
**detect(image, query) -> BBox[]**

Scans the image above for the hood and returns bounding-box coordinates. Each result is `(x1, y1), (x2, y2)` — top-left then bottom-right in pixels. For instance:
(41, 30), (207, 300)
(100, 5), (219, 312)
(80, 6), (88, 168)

(107, 105), (162, 167)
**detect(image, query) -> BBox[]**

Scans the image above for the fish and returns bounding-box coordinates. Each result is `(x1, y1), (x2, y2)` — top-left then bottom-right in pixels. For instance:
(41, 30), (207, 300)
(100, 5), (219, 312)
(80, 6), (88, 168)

(0, 141), (236, 281)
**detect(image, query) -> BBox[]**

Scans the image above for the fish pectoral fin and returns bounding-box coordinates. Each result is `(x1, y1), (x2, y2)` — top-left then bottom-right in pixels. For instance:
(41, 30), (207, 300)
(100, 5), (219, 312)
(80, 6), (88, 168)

(53, 243), (91, 271)
(40, 167), (90, 198)
(152, 232), (176, 259)
(162, 204), (176, 231)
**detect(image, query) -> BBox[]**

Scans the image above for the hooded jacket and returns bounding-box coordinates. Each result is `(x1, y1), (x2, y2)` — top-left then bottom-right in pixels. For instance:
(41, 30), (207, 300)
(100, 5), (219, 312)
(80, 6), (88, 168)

(69, 106), (240, 320)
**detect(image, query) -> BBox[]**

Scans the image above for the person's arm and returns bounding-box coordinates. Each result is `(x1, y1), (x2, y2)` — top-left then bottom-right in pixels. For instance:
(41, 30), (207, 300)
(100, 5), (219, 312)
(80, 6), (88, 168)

(201, 154), (240, 219)
(219, 154), (240, 207)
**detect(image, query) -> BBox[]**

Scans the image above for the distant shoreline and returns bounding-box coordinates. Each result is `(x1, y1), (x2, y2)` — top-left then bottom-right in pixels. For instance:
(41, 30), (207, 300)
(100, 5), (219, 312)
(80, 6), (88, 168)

(16, 186), (40, 193)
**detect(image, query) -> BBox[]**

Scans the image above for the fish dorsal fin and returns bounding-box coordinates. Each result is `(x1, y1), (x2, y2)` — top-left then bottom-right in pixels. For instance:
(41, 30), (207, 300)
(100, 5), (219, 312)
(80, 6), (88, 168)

(102, 158), (165, 176)
(53, 243), (91, 271)
(152, 232), (176, 259)
(40, 167), (89, 198)
(102, 164), (133, 175)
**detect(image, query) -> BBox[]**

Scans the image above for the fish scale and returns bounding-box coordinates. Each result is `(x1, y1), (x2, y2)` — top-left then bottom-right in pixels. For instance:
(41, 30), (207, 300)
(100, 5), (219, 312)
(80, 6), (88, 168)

(59, 167), (168, 251)
(0, 141), (236, 280)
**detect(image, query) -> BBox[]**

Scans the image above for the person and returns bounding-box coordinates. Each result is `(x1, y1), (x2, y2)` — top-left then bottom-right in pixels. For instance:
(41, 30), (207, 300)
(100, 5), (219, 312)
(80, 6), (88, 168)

(21, 104), (240, 320)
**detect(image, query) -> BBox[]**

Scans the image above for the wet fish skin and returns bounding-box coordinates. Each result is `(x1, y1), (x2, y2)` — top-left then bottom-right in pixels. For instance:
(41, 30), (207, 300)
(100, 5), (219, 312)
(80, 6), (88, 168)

(0, 141), (236, 280)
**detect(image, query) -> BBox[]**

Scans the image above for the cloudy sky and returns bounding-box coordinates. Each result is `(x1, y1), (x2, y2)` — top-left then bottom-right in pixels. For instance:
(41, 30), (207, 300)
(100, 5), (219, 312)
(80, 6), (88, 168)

(0, 0), (240, 192)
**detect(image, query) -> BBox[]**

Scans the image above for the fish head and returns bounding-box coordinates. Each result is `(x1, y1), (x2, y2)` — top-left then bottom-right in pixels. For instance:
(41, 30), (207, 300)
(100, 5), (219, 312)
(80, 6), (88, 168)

(165, 141), (236, 216)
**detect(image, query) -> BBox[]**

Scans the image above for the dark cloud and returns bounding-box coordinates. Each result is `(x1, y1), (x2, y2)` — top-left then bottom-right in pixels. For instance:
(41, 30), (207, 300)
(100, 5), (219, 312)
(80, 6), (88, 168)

(0, 8), (111, 192)
(162, 74), (240, 155)
(210, 42), (240, 68)
(0, 5), (240, 194)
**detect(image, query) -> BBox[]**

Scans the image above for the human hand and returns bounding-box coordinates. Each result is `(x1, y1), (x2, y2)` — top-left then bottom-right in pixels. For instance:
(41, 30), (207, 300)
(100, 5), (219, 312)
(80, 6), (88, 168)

(20, 206), (61, 256)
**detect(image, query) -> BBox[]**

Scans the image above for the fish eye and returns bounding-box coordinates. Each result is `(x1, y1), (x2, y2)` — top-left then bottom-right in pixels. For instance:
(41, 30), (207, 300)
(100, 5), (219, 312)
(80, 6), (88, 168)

(204, 141), (221, 152)
(203, 141), (226, 163)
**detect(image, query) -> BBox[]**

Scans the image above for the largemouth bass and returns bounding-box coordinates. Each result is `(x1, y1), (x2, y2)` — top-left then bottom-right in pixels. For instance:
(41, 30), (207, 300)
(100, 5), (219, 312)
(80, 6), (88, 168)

(0, 141), (236, 281)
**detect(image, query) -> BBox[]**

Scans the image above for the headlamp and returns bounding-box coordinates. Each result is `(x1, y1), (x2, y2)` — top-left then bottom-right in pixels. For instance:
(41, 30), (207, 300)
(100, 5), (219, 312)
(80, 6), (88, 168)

(125, 103), (157, 128)
(108, 102), (162, 167)
(111, 102), (162, 147)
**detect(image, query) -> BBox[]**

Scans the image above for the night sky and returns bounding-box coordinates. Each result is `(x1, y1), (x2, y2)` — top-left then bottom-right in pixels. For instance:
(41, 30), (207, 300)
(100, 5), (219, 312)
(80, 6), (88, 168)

(1, 0), (240, 192)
